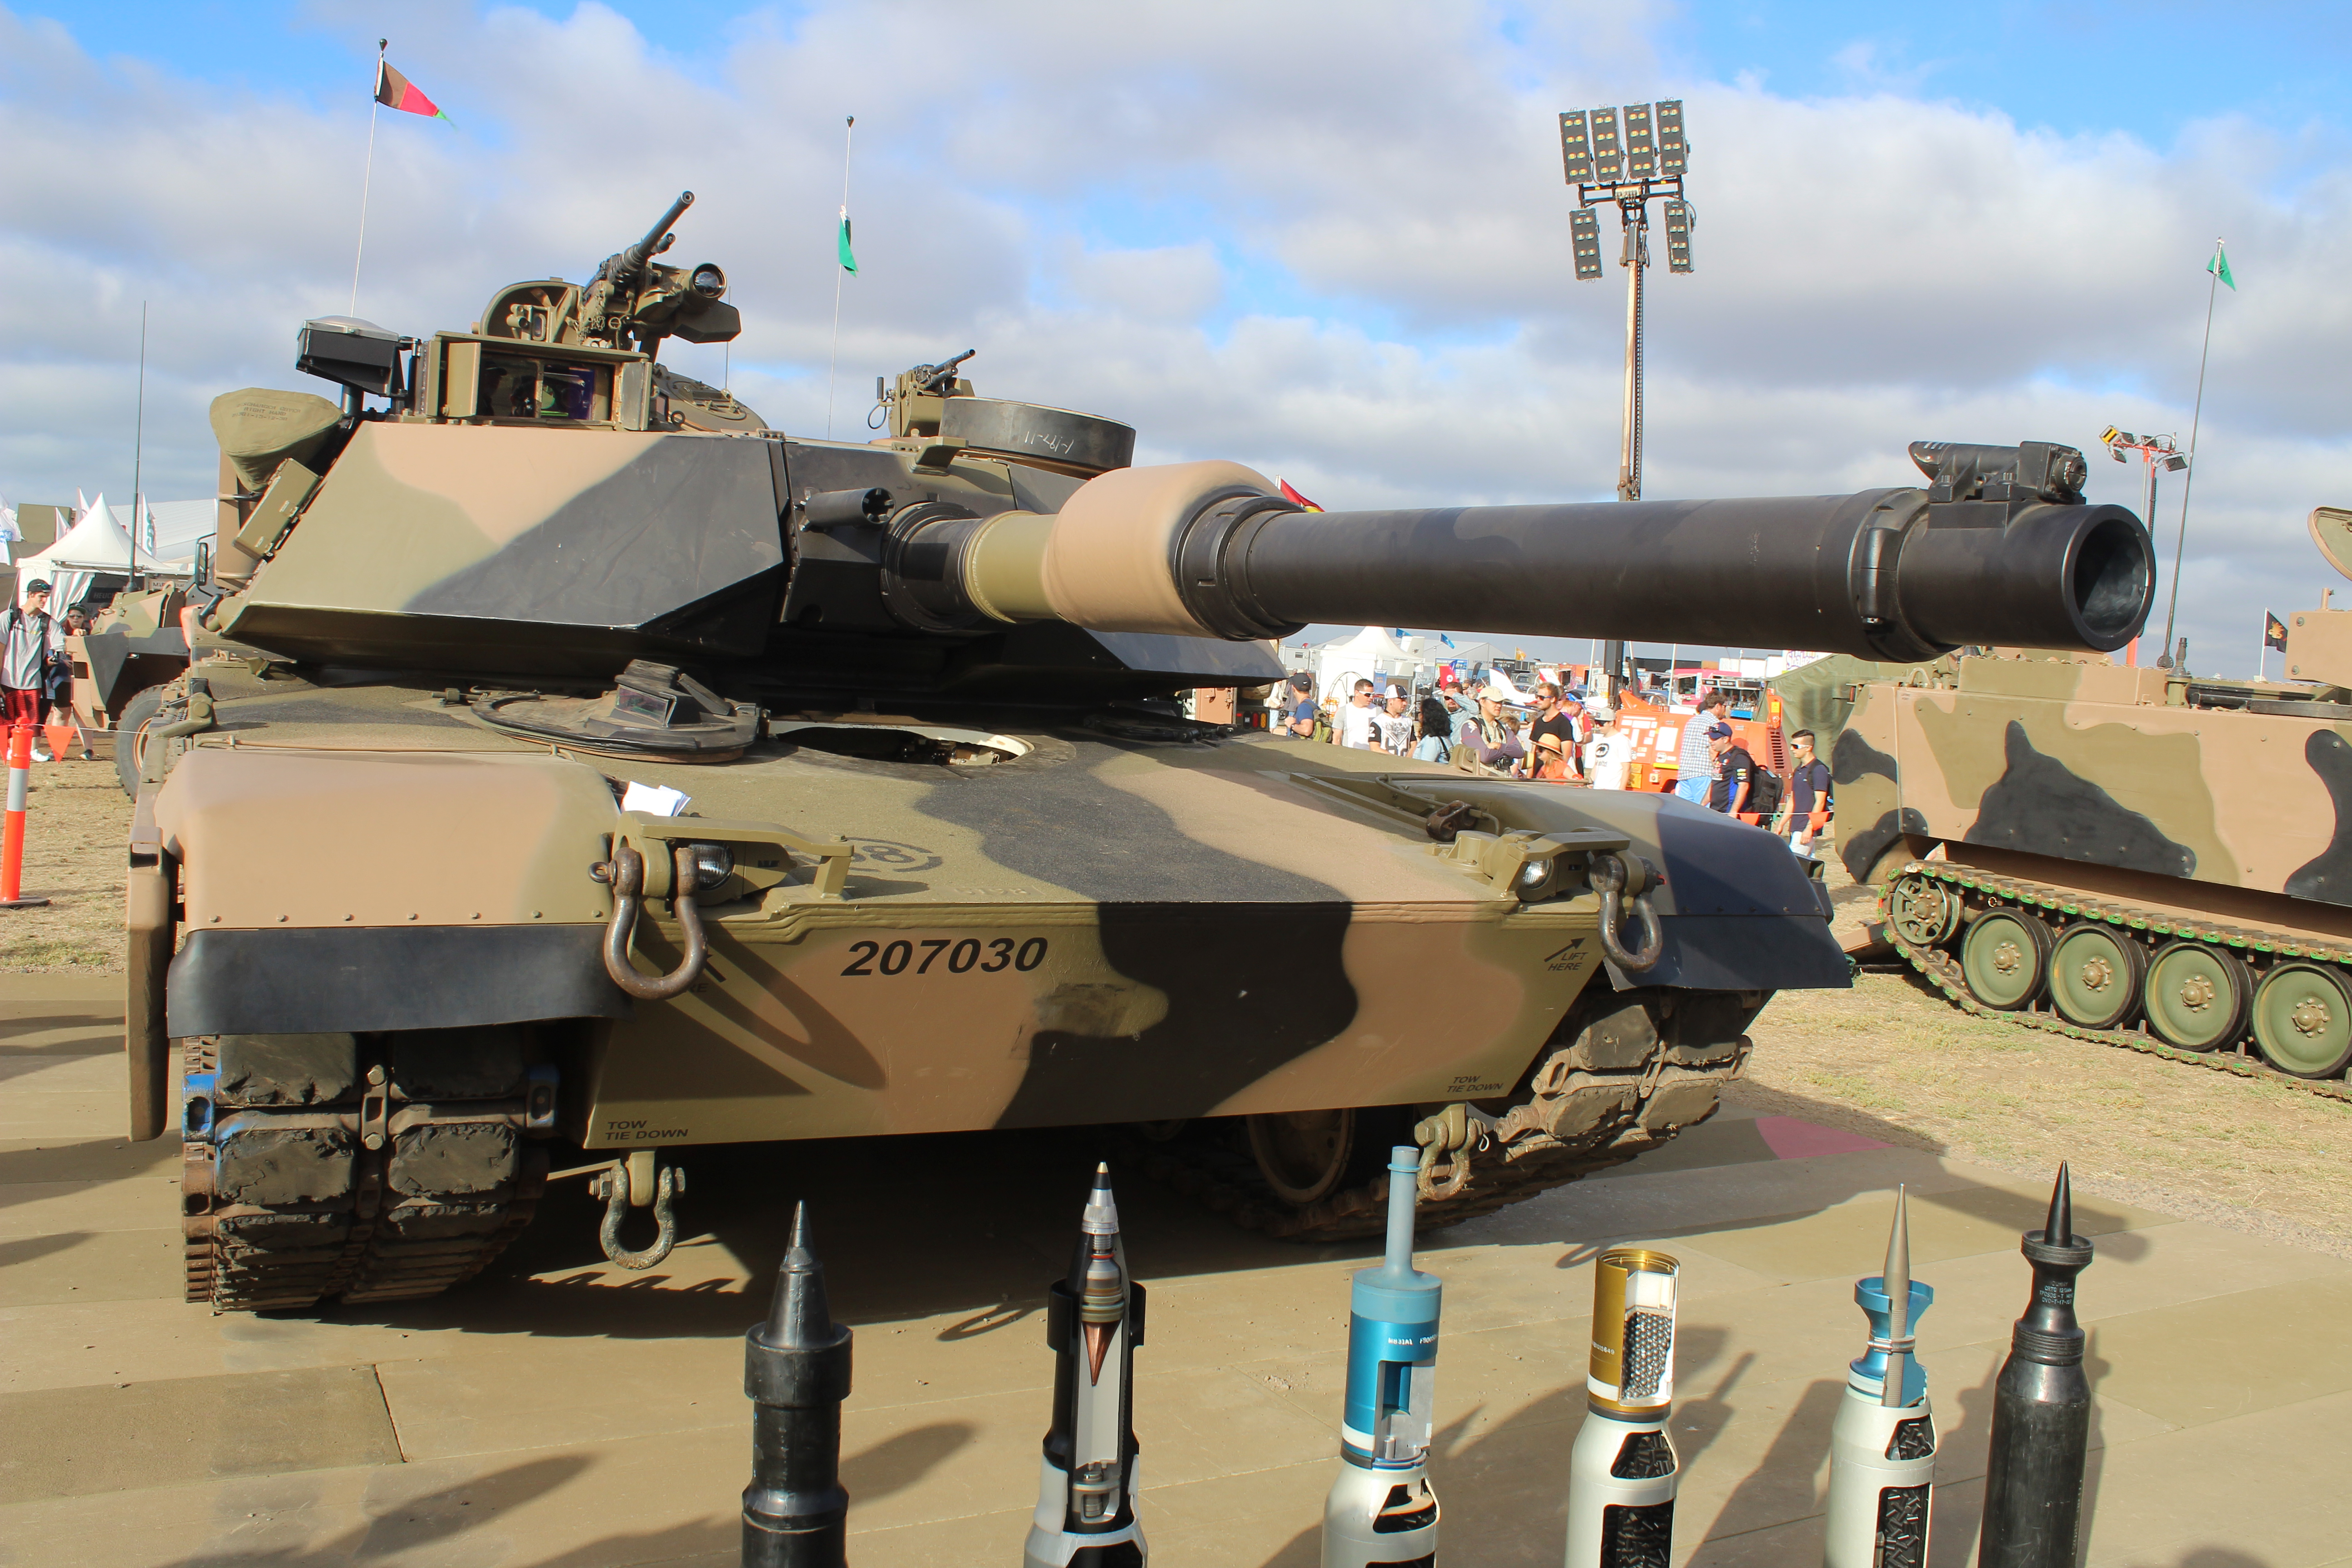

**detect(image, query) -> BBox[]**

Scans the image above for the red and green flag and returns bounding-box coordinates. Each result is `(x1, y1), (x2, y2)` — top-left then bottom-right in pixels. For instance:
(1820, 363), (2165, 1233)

(375, 58), (450, 122)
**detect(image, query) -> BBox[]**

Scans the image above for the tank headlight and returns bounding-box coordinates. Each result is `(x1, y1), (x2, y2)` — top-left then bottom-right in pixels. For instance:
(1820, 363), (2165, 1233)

(690, 264), (726, 299)
(688, 842), (735, 889)
(1517, 856), (1556, 894)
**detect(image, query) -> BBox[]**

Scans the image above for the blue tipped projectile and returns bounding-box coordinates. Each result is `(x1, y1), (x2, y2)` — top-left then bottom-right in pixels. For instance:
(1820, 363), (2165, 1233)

(1823, 1185), (1938, 1568)
(1322, 1147), (1441, 1568)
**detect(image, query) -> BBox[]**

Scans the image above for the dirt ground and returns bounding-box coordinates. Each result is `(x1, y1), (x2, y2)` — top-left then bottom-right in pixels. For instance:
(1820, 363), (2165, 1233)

(1740, 840), (2352, 1257)
(12, 780), (2347, 1251)
(0, 754), (128, 973)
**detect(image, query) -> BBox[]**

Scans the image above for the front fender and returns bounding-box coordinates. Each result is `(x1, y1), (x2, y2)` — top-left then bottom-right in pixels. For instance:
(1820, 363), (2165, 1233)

(154, 746), (633, 1035)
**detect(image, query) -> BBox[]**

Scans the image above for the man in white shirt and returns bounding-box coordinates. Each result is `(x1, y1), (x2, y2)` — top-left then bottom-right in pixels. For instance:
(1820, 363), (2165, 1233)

(2, 582), (61, 762)
(1338, 679), (1382, 750)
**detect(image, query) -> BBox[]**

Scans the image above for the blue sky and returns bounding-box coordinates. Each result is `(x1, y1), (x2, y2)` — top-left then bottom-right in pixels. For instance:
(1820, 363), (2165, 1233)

(29, 1), (2345, 146)
(5, 0), (2347, 676)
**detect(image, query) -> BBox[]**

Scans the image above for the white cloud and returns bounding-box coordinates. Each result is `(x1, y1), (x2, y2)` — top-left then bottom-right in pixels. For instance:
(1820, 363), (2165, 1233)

(0, 0), (2346, 675)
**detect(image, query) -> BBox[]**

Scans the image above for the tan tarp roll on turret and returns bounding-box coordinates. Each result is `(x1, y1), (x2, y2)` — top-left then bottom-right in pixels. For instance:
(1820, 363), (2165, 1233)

(211, 389), (345, 494)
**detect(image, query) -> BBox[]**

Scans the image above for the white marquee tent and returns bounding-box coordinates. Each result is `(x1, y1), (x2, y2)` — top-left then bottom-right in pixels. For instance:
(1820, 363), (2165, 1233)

(13, 493), (150, 610)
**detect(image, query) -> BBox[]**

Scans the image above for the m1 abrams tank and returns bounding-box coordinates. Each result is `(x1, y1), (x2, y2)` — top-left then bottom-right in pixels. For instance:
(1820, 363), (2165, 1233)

(1847, 489), (2352, 1094)
(129, 194), (2153, 1311)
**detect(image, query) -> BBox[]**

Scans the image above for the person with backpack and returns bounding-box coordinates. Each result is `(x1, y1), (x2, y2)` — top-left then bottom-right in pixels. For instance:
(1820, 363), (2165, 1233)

(2, 581), (64, 763)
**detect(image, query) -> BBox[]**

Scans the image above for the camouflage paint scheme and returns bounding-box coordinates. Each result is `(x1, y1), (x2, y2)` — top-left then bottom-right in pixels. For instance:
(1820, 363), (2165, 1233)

(146, 659), (1829, 1152)
(1838, 650), (2352, 937)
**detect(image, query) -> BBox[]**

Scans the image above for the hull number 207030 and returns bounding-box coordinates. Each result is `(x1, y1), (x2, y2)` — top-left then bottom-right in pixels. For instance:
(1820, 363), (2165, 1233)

(842, 936), (1049, 976)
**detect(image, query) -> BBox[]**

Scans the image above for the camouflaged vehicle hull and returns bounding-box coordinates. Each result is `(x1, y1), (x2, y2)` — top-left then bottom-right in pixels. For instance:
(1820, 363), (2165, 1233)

(143, 645), (1845, 1309)
(1841, 616), (2352, 1091)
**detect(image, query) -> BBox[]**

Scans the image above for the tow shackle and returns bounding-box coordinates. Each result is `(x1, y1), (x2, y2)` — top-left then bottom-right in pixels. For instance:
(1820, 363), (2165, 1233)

(1590, 851), (1665, 972)
(597, 843), (710, 1000)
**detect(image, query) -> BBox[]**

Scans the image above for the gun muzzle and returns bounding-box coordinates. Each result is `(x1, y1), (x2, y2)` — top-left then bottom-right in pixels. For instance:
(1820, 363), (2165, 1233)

(636, 190), (694, 263)
(885, 451), (2156, 662)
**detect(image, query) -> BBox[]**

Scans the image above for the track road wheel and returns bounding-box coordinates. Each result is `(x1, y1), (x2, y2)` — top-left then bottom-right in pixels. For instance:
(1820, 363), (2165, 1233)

(1960, 910), (2052, 1011)
(1886, 873), (1962, 948)
(2047, 923), (2147, 1030)
(114, 686), (165, 799)
(2250, 963), (2352, 1079)
(2142, 941), (2250, 1052)
(1245, 1110), (1357, 1205)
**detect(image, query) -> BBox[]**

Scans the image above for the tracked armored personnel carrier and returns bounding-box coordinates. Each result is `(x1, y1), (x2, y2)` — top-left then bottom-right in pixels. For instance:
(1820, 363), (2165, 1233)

(128, 195), (2152, 1311)
(1848, 493), (2352, 1093)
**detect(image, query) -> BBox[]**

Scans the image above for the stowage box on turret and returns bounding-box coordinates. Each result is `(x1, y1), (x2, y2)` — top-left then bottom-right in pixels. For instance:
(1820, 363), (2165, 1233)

(132, 191), (2155, 1311)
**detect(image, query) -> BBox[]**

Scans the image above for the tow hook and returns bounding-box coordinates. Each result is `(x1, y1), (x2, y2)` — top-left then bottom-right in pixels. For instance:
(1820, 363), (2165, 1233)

(1590, 852), (1665, 971)
(593, 1161), (685, 1269)
(1411, 1101), (1505, 1200)
(595, 843), (710, 1000)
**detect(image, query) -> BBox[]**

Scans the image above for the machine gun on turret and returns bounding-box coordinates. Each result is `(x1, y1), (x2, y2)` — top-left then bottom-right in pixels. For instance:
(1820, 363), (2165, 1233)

(572, 189), (739, 357)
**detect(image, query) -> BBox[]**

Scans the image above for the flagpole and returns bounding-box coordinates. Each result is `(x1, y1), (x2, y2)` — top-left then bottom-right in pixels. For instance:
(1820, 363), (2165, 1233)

(130, 300), (147, 574)
(2158, 236), (2223, 669)
(350, 39), (387, 317)
(825, 116), (856, 440)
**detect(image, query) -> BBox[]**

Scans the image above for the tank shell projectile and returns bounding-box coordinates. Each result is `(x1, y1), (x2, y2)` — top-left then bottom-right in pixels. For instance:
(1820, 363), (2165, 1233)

(1565, 1248), (1681, 1568)
(1823, 1186), (1938, 1568)
(1025, 1164), (1147, 1568)
(1323, 1147), (1442, 1568)
(740, 1202), (853, 1568)
(1978, 1165), (2094, 1568)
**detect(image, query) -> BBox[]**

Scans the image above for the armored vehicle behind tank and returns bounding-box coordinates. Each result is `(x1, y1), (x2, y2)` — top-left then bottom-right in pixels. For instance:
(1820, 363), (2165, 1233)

(1846, 496), (2352, 1088)
(127, 192), (2154, 1312)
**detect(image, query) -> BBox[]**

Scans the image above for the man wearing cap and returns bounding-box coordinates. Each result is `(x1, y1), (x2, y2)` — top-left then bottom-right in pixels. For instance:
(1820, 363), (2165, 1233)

(1461, 688), (1524, 771)
(1280, 673), (1318, 739)
(2, 582), (63, 762)
(1708, 723), (1756, 817)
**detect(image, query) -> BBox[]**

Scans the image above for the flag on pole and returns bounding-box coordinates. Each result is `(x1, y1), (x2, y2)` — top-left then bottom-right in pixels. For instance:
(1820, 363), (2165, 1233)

(837, 209), (857, 274)
(2265, 611), (2289, 652)
(1278, 477), (1323, 512)
(2208, 240), (2235, 291)
(375, 59), (451, 122)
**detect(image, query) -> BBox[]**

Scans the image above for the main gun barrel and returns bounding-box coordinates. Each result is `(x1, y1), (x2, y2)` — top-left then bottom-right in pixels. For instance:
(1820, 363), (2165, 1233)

(918, 451), (2154, 662)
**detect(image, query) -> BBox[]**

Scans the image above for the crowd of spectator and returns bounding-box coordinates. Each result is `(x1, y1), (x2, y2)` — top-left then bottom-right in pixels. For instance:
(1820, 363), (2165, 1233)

(1274, 673), (1832, 857)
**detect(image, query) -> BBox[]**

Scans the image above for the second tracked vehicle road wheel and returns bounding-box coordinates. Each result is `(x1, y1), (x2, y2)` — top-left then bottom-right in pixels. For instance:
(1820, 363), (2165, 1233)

(1961, 910), (2052, 1011)
(2143, 941), (2251, 1052)
(1886, 873), (1962, 948)
(2048, 923), (2146, 1031)
(2251, 963), (2352, 1079)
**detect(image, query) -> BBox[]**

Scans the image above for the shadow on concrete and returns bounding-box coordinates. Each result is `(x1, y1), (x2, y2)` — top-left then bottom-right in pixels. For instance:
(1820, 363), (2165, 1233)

(159, 1453), (592, 1567)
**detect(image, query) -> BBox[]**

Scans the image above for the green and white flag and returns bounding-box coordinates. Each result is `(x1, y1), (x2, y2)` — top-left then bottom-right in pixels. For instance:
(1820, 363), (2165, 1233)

(837, 207), (857, 274)
(2207, 239), (2235, 291)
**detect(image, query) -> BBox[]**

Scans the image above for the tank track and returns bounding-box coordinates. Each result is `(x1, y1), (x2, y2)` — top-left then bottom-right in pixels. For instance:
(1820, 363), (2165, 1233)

(1883, 860), (2352, 1104)
(181, 1031), (551, 1313)
(1120, 988), (1759, 1241)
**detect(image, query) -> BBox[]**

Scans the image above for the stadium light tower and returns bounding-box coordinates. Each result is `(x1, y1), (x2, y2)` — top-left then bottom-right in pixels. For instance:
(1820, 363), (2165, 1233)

(1560, 101), (1693, 503)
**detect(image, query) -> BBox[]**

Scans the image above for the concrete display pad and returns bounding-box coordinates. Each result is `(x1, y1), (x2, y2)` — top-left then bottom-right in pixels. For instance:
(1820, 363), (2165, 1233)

(3, 980), (2341, 1567)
